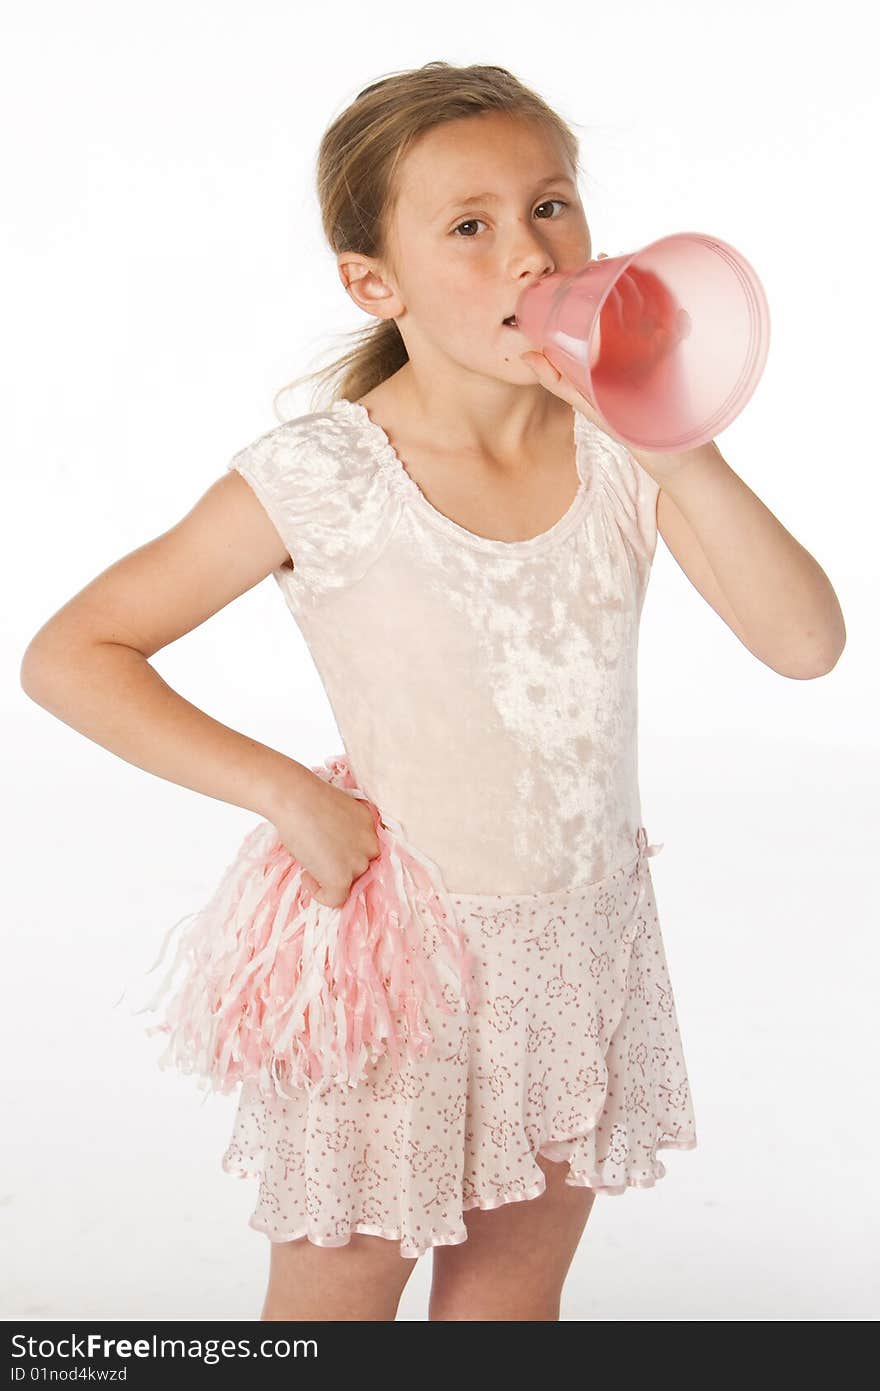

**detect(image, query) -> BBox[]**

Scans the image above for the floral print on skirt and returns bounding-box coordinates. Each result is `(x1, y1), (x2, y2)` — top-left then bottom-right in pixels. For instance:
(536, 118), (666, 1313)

(221, 827), (698, 1260)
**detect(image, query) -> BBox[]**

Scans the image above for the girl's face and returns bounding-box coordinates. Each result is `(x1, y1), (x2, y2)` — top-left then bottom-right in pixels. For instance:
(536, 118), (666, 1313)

(347, 112), (592, 387)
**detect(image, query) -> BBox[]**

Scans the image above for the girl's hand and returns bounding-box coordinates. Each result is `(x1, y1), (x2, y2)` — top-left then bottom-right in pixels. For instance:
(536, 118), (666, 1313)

(522, 255), (700, 484)
(517, 251), (670, 484)
(269, 773), (383, 909)
(518, 253), (621, 439)
(520, 344), (619, 436)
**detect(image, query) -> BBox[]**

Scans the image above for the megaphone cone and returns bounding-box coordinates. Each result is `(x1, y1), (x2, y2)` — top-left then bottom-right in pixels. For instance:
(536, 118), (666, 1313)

(515, 233), (770, 453)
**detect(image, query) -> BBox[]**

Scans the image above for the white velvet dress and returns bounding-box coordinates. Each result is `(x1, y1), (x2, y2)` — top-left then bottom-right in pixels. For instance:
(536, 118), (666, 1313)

(217, 396), (698, 1258)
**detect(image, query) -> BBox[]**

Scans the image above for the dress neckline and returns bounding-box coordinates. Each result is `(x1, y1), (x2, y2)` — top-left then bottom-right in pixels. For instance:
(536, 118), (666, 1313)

(330, 396), (596, 556)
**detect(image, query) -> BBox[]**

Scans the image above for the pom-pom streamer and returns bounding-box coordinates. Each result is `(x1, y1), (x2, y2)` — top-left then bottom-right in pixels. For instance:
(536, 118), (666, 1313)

(127, 755), (480, 1100)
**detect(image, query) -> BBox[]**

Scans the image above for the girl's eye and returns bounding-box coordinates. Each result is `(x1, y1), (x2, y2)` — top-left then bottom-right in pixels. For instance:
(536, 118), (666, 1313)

(451, 199), (568, 238)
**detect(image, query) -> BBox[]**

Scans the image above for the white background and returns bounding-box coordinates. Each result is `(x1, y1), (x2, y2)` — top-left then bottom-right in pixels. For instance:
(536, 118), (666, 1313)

(2, 0), (877, 1321)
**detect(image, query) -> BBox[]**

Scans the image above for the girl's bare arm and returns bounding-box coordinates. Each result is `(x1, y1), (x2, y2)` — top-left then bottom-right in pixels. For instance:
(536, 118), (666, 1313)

(19, 470), (311, 822)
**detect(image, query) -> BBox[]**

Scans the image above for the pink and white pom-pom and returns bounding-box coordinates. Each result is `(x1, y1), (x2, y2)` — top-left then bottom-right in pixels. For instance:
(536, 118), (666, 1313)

(129, 755), (480, 1100)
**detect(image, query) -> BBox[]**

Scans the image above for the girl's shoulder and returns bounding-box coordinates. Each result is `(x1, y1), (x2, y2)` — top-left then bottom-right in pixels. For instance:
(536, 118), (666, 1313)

(227, 400), (385, 493)
(581, 416), (661, 570)
(226, 401), (401, 611)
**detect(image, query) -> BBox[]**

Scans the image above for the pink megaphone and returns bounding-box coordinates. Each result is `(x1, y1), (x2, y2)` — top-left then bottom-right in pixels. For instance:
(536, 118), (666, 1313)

(514, 232), (771, 453)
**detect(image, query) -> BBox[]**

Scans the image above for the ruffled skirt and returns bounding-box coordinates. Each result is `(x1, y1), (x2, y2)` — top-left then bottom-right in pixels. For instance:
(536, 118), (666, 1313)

(221, 823), (698, 1259)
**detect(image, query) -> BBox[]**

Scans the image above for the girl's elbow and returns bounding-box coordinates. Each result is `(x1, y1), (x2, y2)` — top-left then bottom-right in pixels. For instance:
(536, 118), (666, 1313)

(785, 632), (846, 679)
(20, 638), (66, 702)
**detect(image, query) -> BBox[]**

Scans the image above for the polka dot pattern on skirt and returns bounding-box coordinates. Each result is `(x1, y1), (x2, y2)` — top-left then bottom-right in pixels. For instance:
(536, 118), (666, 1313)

(221, 827), (698, 1259)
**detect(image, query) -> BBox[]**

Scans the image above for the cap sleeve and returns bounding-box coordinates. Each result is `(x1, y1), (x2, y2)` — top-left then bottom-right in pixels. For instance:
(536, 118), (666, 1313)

(580, 416), (660, 568)
(227, 408), (400, 612)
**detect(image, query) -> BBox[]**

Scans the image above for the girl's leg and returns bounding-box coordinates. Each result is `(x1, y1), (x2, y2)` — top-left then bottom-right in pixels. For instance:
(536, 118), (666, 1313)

(261, 1232), (419, 1321)
(428, 1152), (597, 1321)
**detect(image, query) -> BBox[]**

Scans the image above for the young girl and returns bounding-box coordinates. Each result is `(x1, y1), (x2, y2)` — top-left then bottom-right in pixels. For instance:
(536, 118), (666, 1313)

(21, 62), (845, 1322)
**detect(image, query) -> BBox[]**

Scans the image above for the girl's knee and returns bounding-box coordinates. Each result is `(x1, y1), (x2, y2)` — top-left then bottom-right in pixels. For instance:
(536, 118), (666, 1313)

(262, 1231), (418, 1320)
(429, 1290), (561, 1321)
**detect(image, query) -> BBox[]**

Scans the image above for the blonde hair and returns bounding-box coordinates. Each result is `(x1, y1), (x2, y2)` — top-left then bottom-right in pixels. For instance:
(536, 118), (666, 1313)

(273, 61), (588, 421)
